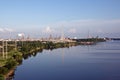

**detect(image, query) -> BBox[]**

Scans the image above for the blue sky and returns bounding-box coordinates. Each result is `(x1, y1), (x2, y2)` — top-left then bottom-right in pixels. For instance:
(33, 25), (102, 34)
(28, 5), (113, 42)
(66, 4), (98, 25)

(0, 0), (120, 38)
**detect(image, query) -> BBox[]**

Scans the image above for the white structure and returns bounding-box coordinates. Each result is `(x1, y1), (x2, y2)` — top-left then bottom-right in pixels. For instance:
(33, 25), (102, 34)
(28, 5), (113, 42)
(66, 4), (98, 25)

(17, 33), (25, 40)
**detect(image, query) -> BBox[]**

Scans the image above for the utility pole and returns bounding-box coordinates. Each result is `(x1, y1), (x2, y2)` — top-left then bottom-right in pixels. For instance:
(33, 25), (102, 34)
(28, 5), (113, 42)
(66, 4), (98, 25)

(6, 40), (7, 59)
(2, 40), (4, 59)
(15, 40), (17, 51)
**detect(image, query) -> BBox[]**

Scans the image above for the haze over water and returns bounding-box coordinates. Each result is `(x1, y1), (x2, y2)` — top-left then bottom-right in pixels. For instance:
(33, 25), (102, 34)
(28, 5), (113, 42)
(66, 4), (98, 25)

(14, 40), (120, 80)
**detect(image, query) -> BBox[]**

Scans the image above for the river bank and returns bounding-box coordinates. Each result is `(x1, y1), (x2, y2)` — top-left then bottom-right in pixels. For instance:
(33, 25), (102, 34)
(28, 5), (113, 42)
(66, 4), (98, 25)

(0, 38), (106, 80)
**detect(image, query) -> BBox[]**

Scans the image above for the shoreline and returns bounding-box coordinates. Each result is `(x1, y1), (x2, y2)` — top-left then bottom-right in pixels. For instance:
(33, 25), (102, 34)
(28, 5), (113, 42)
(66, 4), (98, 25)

(0, 38), (106, 79)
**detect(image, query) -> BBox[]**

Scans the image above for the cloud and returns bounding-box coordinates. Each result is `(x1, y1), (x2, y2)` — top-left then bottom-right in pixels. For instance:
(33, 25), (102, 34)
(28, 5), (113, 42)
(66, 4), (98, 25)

(49, 19), (120, 28)
(0, 28), (14, 32)
(0, 28), (4, 32)
(68, 28), (77, 33)
(4, 28), (14, 32)
(48, 19), (120, 33)
(42, 26), (54, 33)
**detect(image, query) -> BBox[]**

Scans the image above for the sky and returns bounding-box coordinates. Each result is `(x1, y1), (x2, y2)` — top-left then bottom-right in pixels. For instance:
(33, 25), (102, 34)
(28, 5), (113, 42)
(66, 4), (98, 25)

(0, 0), (120, 38)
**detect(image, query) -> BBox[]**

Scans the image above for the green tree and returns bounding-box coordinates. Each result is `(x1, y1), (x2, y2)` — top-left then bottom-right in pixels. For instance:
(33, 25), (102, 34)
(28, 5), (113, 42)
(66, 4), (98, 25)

(0, 74), (4, 80)
(4, 58), (17, 69)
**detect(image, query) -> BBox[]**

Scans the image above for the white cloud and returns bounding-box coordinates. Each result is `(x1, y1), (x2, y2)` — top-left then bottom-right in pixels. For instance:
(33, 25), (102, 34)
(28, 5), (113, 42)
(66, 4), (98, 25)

(0, 28), (14, 32)
(97, 29), (103, 33)
(49, 19), (120, 28)
(0, 28), (5, 32)
(69, 28), (77, 33)
(4, 28), (14, 32)
(44, 19), (120, 37)
(48, 19), (120, 34)
(42, 26), (54, 33)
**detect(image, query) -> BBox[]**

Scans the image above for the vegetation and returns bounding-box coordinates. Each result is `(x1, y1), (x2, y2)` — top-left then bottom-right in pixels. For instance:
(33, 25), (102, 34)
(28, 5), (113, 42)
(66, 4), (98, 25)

(74, 38), (105, 42)
(0, 38), (106, 79)
(0, 41), (77, 79)
(0, 50), (23, 79)
(0, 74), (4, 80)
(17, 41), (77, 54)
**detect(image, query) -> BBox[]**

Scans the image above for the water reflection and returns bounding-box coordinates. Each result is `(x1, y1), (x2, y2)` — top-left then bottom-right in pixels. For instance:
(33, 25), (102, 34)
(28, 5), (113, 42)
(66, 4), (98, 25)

(15, 41), (120, 80)
(62, 48), (64, 64)
(23, 49), (43, 60)
(1, 41), (120, 80)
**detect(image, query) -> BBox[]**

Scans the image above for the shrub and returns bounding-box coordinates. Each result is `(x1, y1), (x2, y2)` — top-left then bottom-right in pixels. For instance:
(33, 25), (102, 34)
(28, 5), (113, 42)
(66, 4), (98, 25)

(0, 74), (4, 80)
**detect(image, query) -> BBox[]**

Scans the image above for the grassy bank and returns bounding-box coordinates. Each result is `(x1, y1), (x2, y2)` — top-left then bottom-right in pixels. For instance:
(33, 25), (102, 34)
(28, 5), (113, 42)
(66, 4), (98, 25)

(0, 39), (106, 79)
(0, 41), (77, 79)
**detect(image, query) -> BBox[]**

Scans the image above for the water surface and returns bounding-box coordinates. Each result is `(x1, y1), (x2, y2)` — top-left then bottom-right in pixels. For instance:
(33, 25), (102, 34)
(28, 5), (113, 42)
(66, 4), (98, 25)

(14, 41), (120, 80)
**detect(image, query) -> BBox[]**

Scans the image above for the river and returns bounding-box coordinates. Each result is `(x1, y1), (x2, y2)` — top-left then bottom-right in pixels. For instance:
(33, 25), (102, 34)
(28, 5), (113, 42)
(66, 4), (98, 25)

(13, 41), (120, 80)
